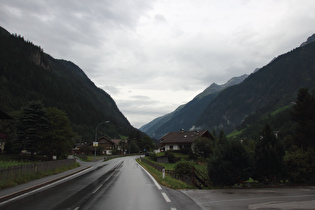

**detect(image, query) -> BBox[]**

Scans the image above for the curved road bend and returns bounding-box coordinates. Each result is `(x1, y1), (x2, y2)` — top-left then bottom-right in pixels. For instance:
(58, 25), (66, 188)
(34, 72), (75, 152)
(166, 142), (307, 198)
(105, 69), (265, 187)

(0, 156), (201, 210)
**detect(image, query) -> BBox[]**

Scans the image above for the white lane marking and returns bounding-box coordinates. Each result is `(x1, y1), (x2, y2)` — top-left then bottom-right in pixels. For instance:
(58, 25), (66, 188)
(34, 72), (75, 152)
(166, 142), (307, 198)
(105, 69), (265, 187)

(92, 184), (104, 194)
(74, 207), (80, 210)
(162, 192), (171, 203)
(0, 167), (92, 206)
(137, 160), (162, 190)
(170, 208), (177, 210)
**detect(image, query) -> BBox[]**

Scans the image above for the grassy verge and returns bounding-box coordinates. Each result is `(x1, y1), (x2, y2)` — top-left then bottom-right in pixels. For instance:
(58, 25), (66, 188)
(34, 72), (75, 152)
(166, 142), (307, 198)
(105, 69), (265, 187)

(0, 162), (80, 189)
(136, 158), (194, 189)
(0, 160), (33, 169)
(75, 154), (127, 162)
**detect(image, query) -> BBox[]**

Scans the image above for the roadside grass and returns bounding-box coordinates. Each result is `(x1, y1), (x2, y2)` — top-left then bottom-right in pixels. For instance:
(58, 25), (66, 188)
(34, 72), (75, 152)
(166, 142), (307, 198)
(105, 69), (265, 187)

(0, 160), (32, 169)
(0, 156), (80, 189)
(194, 163), (209, 179)
(0, 154), (38, 170)
(136, 158), (194, 189)
(86, 155), (104, 161)
(75, 154), (127, 162)
(146, 155), (208, 175)
(156, 152), (188, 159)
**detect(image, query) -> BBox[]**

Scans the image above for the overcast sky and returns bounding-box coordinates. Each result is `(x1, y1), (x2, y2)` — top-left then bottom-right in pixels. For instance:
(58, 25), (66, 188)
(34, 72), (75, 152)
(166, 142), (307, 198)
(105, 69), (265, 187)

(1, 0), (315, 128)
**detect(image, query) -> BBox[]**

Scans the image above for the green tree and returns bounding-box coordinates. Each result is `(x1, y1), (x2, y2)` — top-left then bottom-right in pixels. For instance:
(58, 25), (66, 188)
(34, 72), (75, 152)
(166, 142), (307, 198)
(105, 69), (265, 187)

(253, 123), (285, 183)
(208, 133), (251, 186)
(284, 88), (315, 183)
(165, 151), (176, 163)
(174, 160), (193, 176)
(192, 137), (214, 158)
(15, 101), (48, 158)
(129, 140), (140, 153)
(284, 148), (315, 183)
(291, 88), (315, 149)
(41, 107), (75, 159)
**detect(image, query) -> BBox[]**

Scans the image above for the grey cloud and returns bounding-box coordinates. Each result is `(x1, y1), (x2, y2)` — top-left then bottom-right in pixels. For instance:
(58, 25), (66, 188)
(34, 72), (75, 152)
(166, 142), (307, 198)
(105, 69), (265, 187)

(2, 0), (315, 128)
(154, 14), (166, 22)
(102, 86), (120, 95)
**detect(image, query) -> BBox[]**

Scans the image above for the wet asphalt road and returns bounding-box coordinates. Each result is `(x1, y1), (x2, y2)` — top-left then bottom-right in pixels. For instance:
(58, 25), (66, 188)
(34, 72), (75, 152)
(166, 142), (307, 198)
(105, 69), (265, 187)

(2, 156), (314, 210)
(0, 156), (201, 210)
(80, 157), (184, 210)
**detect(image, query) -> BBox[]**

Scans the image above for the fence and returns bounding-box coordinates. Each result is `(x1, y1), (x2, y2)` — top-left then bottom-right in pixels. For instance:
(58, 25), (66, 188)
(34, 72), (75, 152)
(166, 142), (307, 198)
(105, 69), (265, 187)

(141, 157), (208, 189)
(0, 159), (76, 180)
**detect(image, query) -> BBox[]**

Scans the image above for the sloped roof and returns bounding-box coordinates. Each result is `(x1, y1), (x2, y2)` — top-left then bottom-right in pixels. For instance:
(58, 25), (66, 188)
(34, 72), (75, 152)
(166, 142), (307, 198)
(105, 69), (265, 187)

(111, 139), (128, 146)
(160, 130), (214, 144)
(97, 137), (114, 145)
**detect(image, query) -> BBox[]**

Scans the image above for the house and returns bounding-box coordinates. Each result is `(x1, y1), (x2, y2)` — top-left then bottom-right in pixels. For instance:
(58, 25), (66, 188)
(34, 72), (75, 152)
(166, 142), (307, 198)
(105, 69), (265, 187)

(97, 137), (115, 155)
(72, 142), (87, 154)
(76, 137), (128, 155)
(160, 130), (214, 152)
(111, 139), (128, 154)
(94, 137), (129, 155)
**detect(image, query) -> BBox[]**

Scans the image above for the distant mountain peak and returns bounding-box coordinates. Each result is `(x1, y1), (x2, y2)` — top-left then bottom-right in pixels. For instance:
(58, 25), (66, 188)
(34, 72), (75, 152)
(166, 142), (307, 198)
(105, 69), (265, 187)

(221, 74), (248, 89)
(300, 34), (315, 47)
(195, 74), (248, 99)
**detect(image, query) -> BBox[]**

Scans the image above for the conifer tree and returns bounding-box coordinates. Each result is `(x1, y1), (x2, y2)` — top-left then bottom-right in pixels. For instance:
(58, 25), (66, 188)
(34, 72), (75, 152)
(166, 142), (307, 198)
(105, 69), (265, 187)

(291, 88), (315, 149)
(15, 101), (48, 158)
(254, 123), (285, 183)
(208, 131), (250, 186)
(41, 107), (75, 159)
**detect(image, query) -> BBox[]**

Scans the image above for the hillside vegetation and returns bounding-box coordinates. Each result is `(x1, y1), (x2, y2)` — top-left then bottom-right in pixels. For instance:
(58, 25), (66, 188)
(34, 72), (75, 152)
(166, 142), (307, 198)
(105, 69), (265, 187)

(0, 26), (150, 147)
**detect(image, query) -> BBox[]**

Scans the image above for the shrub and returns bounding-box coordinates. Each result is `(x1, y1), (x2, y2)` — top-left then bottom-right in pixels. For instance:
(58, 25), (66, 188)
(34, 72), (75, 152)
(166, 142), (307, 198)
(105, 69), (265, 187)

(149, 152), (157, 161)
(111, 149), (121, 155)
(165, 151), (176, 163)
(179, 147), (191, 154)
(174, 160), (193, 175)
(208, 139), (251, 186)
(284, 148), (315, 183)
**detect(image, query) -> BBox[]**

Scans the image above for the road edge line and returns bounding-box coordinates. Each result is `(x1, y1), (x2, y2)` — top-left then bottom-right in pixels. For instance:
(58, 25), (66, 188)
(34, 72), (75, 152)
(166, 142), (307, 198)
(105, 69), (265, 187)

(137, 159), (163, 190)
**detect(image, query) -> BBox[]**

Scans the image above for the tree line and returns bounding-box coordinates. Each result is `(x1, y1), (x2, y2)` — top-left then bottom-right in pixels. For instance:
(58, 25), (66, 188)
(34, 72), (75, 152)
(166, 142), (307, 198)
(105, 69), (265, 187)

(1, 100), (155, 159)
(2, 101), (75, 160)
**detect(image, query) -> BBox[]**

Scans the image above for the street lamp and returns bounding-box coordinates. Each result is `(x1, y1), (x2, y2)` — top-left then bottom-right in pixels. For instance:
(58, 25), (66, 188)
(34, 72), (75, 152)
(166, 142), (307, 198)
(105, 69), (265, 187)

(94, 121), (110, 160)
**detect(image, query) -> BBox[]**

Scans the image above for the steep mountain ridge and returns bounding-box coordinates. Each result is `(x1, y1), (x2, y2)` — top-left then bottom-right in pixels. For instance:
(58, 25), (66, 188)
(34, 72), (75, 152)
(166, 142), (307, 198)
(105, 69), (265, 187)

(195, 36), (315, 134)
(300, 33), (315, 47)
(0, 26), (138, 141)
(195, 75), (248, 99)
(140, 74), (248, 138)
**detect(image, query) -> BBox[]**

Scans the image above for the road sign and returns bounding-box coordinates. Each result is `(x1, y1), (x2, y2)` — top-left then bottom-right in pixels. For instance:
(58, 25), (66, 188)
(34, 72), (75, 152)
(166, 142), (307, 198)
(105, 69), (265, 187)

(93, 142), (98, 147)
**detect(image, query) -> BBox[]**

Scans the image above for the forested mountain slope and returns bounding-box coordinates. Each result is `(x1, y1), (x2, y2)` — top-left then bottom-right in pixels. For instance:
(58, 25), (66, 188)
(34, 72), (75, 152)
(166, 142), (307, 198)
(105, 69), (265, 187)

(195, 36), (315, 134)
(0, 26), (140, 141)
(140, 75), (247, 138)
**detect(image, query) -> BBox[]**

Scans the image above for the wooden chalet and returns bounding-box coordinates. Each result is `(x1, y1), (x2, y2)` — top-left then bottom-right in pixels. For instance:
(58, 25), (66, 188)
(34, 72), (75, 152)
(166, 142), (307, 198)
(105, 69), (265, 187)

(111, 139), (128, 154)
(97, 136), (115, 155)
(160, 130), (214, 152)
(75, 138), (129, 155)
